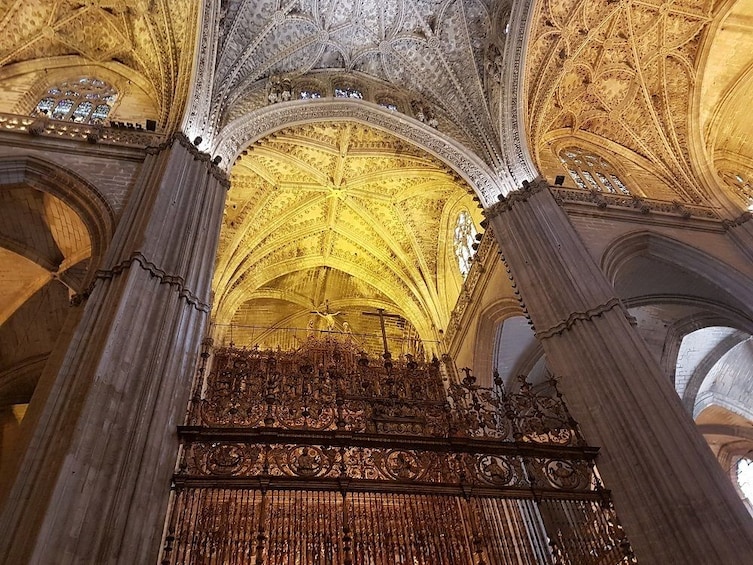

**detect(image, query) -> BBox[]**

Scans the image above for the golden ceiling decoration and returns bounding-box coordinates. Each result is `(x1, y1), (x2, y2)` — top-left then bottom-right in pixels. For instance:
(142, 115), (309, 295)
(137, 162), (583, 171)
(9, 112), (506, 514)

(0, 0), (198, 130)
(213, 122), (480, 346)
(526, 0), (716, 203)
(203, 0), (505, 162)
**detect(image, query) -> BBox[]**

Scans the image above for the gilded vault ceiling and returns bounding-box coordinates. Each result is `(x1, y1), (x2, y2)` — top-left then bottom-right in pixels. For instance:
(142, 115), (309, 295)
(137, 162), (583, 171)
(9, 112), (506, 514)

(0, 0), (199, 130)
(526, 0), (721, 204)
(213, 121), (480, 347)
(209, 0), (509, 163)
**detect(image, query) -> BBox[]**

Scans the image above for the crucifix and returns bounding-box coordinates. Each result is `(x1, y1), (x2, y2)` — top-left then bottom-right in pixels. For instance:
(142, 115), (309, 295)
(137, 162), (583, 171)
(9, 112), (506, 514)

(362, 308), (403, 360)
(310, 300), (344, 332)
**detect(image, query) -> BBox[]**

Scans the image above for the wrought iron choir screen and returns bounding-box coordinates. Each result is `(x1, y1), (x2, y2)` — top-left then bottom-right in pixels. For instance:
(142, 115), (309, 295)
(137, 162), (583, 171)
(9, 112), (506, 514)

(160, 334), (637, 564)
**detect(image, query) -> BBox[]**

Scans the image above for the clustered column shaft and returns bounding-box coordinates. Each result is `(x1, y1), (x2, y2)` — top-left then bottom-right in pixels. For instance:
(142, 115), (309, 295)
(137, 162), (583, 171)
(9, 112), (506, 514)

(486, 180), (753, 564)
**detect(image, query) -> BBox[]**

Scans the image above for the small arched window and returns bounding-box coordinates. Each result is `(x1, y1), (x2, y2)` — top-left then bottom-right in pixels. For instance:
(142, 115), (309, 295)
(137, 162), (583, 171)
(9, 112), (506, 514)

(377, 97), (398, 111)
(453, 210), (478, 279)
(33, 78), (117, 124)
(299, 90), (321, 100)
(334, 86), (363, 99)
(559, 148), (630, 195)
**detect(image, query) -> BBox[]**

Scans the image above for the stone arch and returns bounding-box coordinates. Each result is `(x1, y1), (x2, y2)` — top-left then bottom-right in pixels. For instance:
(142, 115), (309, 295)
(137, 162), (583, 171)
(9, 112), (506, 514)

(469, 299), (535, 388)
(0, 58), (159, 126)
(0, 154), (115, 289)
(602, 229), (753, 387)
(683, 329), (750, 412)
(212, 98), (508, 207)
(602, 230), (753, 318)
(498, 0), (538, 185)
(602, 230), (753, 426)
(0, 154), (116, 433)
(658, 312), (753, 388)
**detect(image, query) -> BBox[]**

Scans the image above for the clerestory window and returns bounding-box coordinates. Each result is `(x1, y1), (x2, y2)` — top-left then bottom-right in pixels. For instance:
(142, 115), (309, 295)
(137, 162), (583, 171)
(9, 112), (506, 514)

(559, 147), (630, 195)
(453, 210), (478, 279)
(377, 97), (398, 111)
(334, 86), (363, 99)
(33, 77), (117, 124)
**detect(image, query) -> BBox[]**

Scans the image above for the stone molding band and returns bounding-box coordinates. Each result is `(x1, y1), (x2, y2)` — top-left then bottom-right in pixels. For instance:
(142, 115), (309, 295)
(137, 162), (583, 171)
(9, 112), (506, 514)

(534, 297), (625, 340)
(95, 251), (210, 312)
(722, 211), (752, 230)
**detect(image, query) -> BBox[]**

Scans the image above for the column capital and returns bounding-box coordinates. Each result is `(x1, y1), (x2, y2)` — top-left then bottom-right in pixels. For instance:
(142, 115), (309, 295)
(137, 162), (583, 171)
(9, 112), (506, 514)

(146, 132), (231, 189)
(483, 177), (550, 218)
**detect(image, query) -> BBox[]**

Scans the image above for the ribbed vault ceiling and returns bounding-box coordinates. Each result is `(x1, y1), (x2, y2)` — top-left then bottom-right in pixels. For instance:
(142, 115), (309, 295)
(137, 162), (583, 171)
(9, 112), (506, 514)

(213, 121), (479, 348)
(525, 0), (753, 208)
(0, 0), (198, 130)
(526, 0), (716, 202)
(211, 0), (508, 162)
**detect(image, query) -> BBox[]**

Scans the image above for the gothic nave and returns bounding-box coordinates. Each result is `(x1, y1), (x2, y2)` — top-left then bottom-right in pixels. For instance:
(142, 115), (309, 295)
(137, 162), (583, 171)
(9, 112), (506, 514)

(1, 0), (753, 563)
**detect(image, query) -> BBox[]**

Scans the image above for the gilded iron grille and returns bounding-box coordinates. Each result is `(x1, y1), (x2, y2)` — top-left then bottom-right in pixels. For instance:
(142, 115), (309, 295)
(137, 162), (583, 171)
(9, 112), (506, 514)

(160, 335), (636, 564)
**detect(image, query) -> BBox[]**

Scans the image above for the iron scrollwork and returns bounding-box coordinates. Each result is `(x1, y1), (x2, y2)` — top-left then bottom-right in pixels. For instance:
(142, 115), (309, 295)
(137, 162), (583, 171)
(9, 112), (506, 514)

(166, 337), (637, 565)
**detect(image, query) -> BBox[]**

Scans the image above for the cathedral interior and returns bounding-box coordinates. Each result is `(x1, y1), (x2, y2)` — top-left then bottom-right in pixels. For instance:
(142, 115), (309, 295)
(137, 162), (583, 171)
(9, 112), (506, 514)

(1, 0), (753, 563)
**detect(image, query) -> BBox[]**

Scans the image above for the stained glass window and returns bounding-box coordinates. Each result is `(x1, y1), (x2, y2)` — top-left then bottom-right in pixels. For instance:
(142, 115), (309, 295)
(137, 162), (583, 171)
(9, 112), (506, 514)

(36, 97), (55, 114)
(299, 90), (321, 100)
(559, 147), (631, 195)
(33, 77), (117, 124)
(453, 210), (478, 279)
(51, 99), (74, 120)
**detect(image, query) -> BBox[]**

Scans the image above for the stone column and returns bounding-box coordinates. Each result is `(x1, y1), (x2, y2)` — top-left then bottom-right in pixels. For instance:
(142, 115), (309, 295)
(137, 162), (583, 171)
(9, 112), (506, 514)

(0, 134), (228, 565)
(486, 180), (753, 564)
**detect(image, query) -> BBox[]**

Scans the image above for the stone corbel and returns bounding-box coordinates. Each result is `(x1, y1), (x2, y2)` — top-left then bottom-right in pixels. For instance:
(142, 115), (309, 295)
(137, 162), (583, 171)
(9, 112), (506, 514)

(722, 211), (752, 230)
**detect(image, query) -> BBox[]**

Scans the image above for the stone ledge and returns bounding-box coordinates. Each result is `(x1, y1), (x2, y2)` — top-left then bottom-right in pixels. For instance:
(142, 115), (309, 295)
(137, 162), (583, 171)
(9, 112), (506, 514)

(95, 251), (210, 312)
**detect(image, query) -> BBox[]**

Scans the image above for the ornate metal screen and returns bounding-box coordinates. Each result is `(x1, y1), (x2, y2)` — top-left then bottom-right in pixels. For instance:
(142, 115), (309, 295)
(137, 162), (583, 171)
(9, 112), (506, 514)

(160, 336), (637, 564)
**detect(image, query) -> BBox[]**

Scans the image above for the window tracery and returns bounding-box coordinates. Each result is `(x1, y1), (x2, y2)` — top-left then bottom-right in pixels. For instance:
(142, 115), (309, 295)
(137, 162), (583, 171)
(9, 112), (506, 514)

(453, 210), (478, 279)
(33, 78), (117, 124)
(559, 148), (630, 195)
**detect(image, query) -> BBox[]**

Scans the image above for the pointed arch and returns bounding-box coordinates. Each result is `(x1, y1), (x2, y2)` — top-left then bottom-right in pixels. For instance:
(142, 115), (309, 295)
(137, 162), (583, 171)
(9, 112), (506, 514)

(601, 230), (753, 319)
(0, 155), (115, 288)
(212, 99), (508, 206)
